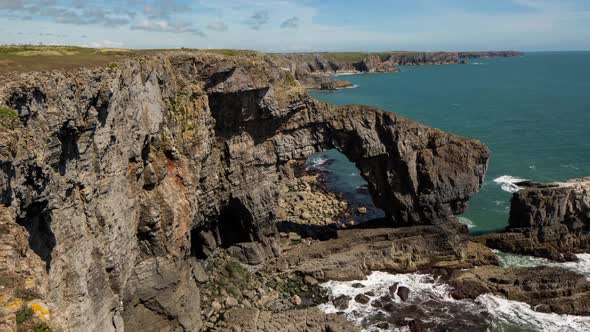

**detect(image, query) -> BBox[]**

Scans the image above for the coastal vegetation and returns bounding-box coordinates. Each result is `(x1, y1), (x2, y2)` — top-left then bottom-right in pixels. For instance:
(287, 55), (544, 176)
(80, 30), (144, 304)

(0, 106), (19, 129)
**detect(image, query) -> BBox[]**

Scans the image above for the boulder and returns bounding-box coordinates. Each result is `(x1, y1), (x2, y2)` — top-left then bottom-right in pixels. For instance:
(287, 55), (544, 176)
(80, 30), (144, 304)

(332, 295), (352, 310)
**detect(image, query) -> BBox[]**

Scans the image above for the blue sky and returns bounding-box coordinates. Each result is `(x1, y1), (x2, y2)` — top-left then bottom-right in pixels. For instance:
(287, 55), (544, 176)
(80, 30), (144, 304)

(0, 0), (589, 51)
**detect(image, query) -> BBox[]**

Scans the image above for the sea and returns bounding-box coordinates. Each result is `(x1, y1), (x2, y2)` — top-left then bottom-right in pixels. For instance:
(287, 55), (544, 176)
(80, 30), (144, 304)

(307, 52), (590, 331)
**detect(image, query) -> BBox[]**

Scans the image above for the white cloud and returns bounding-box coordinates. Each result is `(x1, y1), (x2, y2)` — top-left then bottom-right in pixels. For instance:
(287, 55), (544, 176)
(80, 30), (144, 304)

(85, 40), (124, 48)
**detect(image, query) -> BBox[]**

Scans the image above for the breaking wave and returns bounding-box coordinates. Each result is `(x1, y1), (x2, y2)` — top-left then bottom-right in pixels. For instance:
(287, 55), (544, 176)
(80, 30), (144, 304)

(493, 175), (528, 193)
(319, 271), (590, 331)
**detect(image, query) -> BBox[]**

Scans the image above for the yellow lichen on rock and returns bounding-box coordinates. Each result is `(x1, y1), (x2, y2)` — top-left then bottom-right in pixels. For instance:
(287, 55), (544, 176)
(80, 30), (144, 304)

(29, 301), (50, 321)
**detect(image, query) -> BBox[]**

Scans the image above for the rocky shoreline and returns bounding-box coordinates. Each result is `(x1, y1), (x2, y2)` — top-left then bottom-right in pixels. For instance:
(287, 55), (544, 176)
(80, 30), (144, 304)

(0, 50), (587, 332)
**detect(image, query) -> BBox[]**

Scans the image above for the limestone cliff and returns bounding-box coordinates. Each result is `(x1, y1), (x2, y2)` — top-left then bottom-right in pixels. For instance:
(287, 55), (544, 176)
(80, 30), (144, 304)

(0, 52), (488, 331)
(478, 178), (590, 261)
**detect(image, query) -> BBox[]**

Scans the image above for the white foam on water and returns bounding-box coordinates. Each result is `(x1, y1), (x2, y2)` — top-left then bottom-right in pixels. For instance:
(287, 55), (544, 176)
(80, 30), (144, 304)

(319, 270), (590, 331)
(306, 155), (329, 170)
(319, 272), (460, 331)
(337, 84), (360, 90)
(478, 294), (590, 332)
(561, 254), (590, 278)
(334, 72), (359, 76)
(495, 250), (590, 279)
(457, 216), (476, 229)
(493, 175), (528, 193)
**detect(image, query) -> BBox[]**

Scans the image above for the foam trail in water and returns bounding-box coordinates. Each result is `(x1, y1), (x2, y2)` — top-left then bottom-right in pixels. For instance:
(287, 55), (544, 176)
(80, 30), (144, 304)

(494, 175), (528, 193)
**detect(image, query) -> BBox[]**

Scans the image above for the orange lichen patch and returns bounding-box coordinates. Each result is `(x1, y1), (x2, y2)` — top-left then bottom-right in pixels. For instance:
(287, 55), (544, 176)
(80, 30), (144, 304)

(24, 280), (35, 288)
(30, 302), (50, 321)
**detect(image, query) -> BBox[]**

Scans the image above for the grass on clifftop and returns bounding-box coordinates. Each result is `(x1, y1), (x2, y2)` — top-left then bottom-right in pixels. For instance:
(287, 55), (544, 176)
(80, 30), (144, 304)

(0, 45), (434, 74)
(0, 45), (266, 74)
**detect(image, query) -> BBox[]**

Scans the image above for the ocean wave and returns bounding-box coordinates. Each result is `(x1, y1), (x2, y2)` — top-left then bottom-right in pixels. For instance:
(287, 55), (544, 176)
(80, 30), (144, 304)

(319, 271), (590, 331)
(457, 216), (476, 229)
(493, 175), (528, 193)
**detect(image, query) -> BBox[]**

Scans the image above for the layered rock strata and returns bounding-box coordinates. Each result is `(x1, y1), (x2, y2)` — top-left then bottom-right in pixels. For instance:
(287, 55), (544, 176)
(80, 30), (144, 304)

(477, 178), (590, 261)
(0, 52), (489, 331)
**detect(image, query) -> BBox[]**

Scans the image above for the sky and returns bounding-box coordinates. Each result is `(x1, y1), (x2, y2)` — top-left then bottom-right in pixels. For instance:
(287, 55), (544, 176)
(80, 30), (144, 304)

(0, 0), (589, 52)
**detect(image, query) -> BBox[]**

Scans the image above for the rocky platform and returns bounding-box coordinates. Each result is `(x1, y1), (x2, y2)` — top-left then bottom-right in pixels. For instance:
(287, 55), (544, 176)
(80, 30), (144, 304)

(477, 178), (590, 261)
(450, 265), (590, 315)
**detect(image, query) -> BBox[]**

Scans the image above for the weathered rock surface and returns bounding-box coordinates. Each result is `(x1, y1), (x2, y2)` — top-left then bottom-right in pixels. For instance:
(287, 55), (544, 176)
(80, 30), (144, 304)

(477, 178), (590, 261)
(449, 265), (590, 315)
(0, 52), (489, 330)
(271, 221), (497, 281)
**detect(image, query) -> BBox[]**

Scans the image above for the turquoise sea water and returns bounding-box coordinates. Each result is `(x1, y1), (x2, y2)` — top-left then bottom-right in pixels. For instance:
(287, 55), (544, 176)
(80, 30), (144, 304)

(310, 52), (590, 233)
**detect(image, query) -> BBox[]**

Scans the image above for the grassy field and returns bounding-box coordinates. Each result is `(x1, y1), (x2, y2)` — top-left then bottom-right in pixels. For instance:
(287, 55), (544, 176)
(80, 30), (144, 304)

(0, 45), (431, 74)
(0, 45), (135, 74)
(0, 45), (266, 74)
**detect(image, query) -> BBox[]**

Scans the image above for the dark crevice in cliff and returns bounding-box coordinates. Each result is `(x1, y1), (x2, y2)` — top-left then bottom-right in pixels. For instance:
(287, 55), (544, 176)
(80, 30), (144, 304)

(217, 198), (256, 246)
(6, 87), (46, 127)
(16, 201), (56, 271)
(54, 122), (81, 176)
(190, 198), (258, 259)
(208, 88), (276, 142)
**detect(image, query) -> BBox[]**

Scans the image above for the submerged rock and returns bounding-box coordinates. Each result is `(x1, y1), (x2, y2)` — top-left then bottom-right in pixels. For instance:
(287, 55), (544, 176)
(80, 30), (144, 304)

(396, 286), (411, 302)
(332, 295), (352, 310)
(354, 294), (370, 304)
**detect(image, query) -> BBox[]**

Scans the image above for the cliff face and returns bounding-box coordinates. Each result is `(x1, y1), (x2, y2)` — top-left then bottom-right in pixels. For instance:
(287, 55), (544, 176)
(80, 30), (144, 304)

(0, 52), (488, 331)
(478, 178), (590, 261)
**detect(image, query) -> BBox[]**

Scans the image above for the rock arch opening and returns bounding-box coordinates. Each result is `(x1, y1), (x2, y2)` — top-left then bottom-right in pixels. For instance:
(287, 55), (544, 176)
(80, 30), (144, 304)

(304, 149), (385, 225)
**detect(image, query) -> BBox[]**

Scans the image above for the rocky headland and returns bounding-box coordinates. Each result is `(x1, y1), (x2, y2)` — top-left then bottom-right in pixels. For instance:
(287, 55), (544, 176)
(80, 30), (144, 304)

(272, 51), (523, 90)
(477, 178), (590, 261)
(0, 49), (585, 332)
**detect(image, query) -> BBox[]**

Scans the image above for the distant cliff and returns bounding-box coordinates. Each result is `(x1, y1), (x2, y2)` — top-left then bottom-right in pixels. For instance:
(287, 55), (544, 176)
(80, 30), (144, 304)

(272, 51), (524, 89)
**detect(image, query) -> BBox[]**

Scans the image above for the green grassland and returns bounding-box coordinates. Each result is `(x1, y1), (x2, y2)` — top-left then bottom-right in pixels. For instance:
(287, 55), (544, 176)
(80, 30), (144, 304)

(0, 45), (269, 74)
(0, 45), (432, 74)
